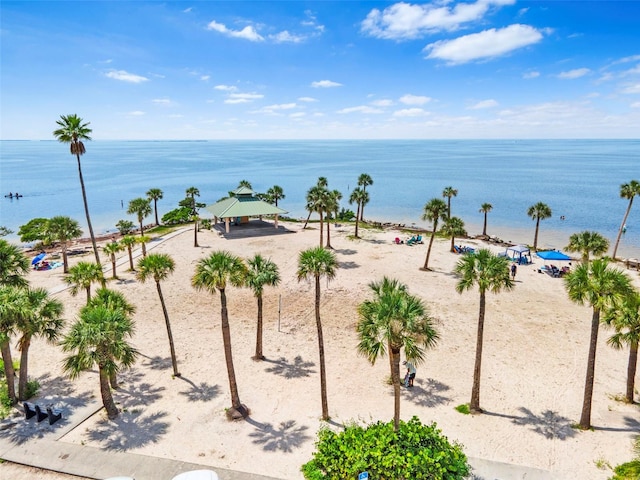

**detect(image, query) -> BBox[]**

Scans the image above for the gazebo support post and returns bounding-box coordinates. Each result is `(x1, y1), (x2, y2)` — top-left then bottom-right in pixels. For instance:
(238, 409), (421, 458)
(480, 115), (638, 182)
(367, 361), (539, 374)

(275, 214), (279, 229)
(225, 217), (230, 233)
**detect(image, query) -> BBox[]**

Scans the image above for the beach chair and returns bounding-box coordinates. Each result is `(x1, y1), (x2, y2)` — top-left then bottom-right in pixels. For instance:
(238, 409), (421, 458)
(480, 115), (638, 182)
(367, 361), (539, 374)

(393, 237), (402, 245)
(406, 236), (417, 246)
(454, 245), (463, 254)
(416, 235), (423, 244)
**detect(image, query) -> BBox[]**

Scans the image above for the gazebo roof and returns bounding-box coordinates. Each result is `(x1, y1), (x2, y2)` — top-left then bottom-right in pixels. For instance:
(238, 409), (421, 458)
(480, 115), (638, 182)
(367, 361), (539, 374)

(205, 189), (287, 219)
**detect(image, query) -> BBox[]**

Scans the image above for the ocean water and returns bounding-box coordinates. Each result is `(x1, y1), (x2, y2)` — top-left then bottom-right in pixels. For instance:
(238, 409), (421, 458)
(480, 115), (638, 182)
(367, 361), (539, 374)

(1, 139), (639, 258)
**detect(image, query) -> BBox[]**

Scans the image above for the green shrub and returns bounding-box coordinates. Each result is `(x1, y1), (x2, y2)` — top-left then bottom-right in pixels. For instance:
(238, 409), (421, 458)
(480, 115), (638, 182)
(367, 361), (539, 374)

(301, 416), (469, 480)
(610, 460), (640, 479)
(455, 403), (470, 415)
(162, 207), (192, 225)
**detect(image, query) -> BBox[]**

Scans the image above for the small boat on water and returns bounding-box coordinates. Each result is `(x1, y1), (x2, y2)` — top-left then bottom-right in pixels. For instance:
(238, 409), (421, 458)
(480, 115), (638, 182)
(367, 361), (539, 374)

(4, 192), (23, 198)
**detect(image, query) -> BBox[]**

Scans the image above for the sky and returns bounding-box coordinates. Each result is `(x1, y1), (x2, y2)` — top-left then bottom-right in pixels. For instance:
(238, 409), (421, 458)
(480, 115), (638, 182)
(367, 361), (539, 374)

(1, 0), (639, 140)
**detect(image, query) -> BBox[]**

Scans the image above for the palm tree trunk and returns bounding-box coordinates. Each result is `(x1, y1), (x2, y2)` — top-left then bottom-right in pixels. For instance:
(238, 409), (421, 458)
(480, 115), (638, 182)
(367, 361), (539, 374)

(99, 365), (119, 419)
(470, 291), (486, 413)
(76, 153), (100, 265)
(127, 246), (134, 271)
(360, 188), (366, 222)
(612, 199), (634, 259)
(579, 308), (601, 429)
(303, 211), (312, 229)
(533, 218), (540, 250)
(447, 198), (451, 219)
(354, 203), (361, 238)
(254, 295), (264, 360)
(62, 242), (69, 274)
(483, 213), (488, 236)
(220, 288), (247, 418)
(315, 275), (329, 421)
(450, 236), (455, 253)
(109, 371), (118, 389)
(326, 218), (332, 249)
(194, 219), (199, 248)
(111, 255), (116, 278)
(391, 345), (401, 431)
(319, 211), (324, 247)
(422, 228), (437, 270)
(0, 340), (16, 404)
(157, 281), (179, 376)
(154, 200), (159, 226)
(626, 341), (638, 403)
(85, 286), (91, 305)
(18, 337), (30, 401)
(139, 221), (147, 257)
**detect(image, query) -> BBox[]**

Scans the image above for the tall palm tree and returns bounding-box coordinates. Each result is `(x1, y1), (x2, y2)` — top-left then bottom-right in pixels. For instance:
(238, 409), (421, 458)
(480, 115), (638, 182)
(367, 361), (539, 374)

(527, 202), (552, 250)
(65, 261), (105, 304)
(137, 253), (180, 377)
(441, 216), (467, 253)
(103, 241), (123, 279)
(324, 190), (341, 249)
(565, 259), (633, 428)
(53, 114), (100, 264)
(455, 249), (514, 413)
(565, 231), (610, 264)
(237, 180), (252, 189)
(120, 235), (137, 271)
(357, 174), (373, 221)
(442, 186), (458, 219)
(266, 185), (285, 207)
(192, 251), (249, 419)
(62, 301), (138, 419)
(185, 187), (201, 248)
(303, 178), (328, 229)
(146, 188), (164, 226)
(127, 197), (152, 256)
(15, 287), (64, 400)
(0, 239), (29, 287)
(479, 203), (493, 237)
(297, 246), (338, 421)
(605, 290), (640, 403)
(421, 198), (448, 271)
(47, 216), (82, 273)
(357, 277), (438, 430)
(349, 187), (368, 239)
(246, 255), (281, 361)
(0, 286), (24, 403)
(612, 180), (640, 260)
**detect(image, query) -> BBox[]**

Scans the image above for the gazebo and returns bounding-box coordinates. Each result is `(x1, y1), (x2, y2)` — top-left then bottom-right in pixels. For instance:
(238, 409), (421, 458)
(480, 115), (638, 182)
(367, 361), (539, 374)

(205, 186), (288, 234)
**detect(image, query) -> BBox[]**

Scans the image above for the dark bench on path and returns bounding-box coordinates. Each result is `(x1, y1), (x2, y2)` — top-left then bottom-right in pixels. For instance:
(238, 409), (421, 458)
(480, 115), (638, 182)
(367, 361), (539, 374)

(23, 402), (37, 420)
(46, 406), (62, 425)
(23, 402), (63, 425)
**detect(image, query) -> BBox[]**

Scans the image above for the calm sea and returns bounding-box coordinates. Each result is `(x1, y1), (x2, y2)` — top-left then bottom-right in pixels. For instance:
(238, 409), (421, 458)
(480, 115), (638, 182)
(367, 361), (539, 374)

(1, 139), (639, 258)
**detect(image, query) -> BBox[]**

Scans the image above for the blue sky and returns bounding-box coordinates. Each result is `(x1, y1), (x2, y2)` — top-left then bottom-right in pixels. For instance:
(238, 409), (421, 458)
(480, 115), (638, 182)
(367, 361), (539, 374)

(1, 1), (639, 139)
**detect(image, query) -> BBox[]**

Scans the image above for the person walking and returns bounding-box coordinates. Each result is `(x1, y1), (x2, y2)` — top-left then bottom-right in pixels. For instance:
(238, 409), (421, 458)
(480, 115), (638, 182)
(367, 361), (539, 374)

(403, 360), (416, 387)
(511, 263), (517, 280)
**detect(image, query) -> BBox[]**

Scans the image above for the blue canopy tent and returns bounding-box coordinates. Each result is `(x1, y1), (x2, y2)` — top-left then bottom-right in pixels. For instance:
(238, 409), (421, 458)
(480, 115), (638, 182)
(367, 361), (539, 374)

(536, 250), (572, 261)
(504, 245), (532, 265)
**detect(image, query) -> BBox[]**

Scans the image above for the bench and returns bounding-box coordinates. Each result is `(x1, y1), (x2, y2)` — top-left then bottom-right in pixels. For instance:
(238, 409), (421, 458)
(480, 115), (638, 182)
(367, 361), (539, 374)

(23, 402), (37, 420)
(46, 406), (62, 425)
(34, 404), (49, 422)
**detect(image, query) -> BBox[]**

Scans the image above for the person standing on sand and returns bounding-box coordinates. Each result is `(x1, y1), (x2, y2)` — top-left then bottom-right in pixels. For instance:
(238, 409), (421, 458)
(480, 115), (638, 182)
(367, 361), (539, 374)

(403, 360), (416, 387)
(511, 263), (517, 280)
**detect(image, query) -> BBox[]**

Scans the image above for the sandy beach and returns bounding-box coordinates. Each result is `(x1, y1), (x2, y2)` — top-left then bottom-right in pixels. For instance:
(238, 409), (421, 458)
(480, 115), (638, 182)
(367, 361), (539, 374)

(6, 220), (640, 479)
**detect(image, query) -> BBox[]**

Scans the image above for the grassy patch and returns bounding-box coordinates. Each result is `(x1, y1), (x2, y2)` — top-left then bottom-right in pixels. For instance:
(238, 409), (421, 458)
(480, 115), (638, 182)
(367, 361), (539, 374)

(147, 224), (184, 236)
(455, 403), (470, 415)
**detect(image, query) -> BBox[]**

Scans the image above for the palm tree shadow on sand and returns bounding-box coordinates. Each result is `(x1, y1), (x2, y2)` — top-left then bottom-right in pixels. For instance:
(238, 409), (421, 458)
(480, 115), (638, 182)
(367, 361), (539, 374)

(484, 407), (576, 440)
(140, 354), (174, 371)
(263, 355), (316, 379)
(246, 417), (312, 453)
(401, 378), (452, 408)
(177, 376), (221, 402)
(85, 410), (170, 450)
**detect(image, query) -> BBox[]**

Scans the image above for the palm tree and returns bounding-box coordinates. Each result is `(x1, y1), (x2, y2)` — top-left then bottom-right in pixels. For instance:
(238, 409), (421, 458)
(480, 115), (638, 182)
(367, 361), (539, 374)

(612, 180), (640, 260)
(237, 180), (252, 189)
(357, 174), (373, 221)
(303, 178), (328, 229)
(53, 114), (100, 264)
(137, 253), (180, 377)
(47, 216), (82, 273)
(0, 286), (23, 403)
(442, 186), (458, 219)
(441, 216), (467, 253)
(65, 261), (105, 304)
(136, 234), (151, 258)
(120, 235), (137, 271)
(421, 198), (448, 271)
(527, 202), (552, 251)
(455, 249), (514, 413)
(115, 219), (135, 236)
(566, 231), (610, 264)
(324, 190), (341, 249)
(297, 246), (338, 421)
(479, 203), (493, 237)
(349, 187), (368, 239)
(185, 187), (201, 247)
(605, 290), (640, 403)
(357, 277), (438, 430)
(15, 287), (64, 400)
(266, 185), (285, 207)
(62, 301), (138, 419)
(565, 259), (633, 428)
(192, 251), (249, 419)
(0, 239), (30, 287)
(127, 197), (152, 256)
(146, 188), (164, 226)
(246, 255), (281, 361)
(103, 241), (123, 279)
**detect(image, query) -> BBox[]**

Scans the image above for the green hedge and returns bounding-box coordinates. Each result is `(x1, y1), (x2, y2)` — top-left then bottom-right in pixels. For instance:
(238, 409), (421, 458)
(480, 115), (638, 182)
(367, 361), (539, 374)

(302, 416), (469, 480)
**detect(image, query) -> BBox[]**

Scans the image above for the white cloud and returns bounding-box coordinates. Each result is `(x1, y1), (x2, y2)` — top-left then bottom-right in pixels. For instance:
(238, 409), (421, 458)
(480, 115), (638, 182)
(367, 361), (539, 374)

(424, 24), (544, 64)
(225, 92), (264, 104)
(183, 7), (192, 13)
(399, 94), (431, 105)
(337, 106), (384, 114)
(127, 111), (145, 116)
(200, 75), (210, 81)
(269, 31), (305, 43)
(105, 70), (149, 83)
(298, 96), (318, 102)
(361, 0), (515, 40)
(469, 99), (498, 109)
(371, 99), (394, 107)
(215, 85), (238, 92)
(225, 98), (250, 105)
(621, 82), (640, 94)
(152, 98), (172, 105)
(311, 80), (342, 88)
(392, 108), (429, 117)
(290, 112), (306, 118)
(631, 102), (640, 108)
(256, 103), (298, 113)
(206, 21), (264, 42)
(557, 68), (591, 79)
(523, 71), (540, 79)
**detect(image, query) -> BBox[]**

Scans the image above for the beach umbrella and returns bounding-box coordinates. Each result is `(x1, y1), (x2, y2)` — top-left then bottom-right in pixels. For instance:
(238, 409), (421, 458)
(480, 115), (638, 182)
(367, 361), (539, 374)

(31, 252), (46, 265)
(536, 250), (572, 262)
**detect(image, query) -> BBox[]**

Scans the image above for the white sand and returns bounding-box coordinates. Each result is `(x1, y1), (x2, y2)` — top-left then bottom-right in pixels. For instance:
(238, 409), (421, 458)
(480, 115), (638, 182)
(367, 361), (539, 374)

(20, 221), (640, 480)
